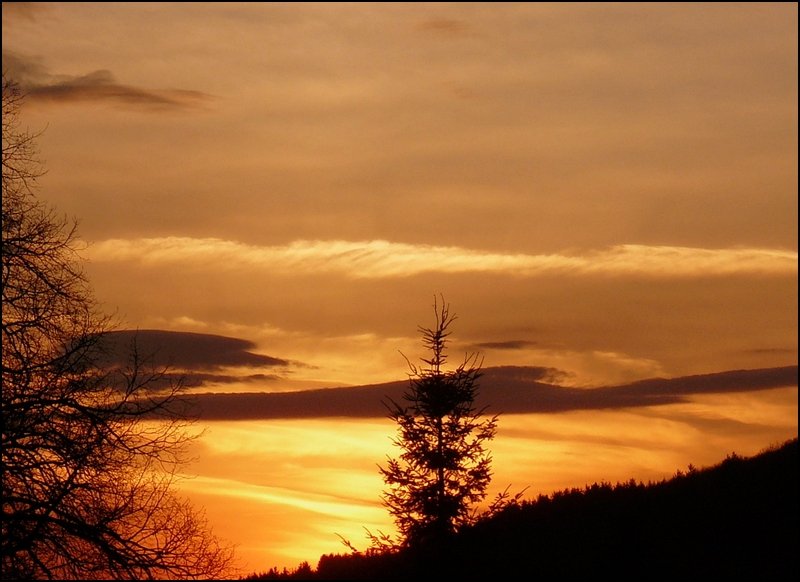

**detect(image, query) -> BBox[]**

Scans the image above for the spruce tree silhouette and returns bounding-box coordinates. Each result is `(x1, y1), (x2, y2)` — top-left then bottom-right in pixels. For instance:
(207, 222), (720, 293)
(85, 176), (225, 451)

(379, 298), (498, 548)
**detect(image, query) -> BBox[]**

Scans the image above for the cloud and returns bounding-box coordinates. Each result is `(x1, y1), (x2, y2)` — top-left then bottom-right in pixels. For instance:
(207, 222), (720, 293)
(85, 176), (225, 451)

(473, 363), (569, 385)
(118, 370), (284, 393)
(89, 237), (798, 279)
(417, 18), (471, 36)
(3, 51), (212, 111)
(169, 371), (282, 388)
(475, 340), (539, 350)
(186, 365), (798, 420)
(97, 329), (293, 372)
(741, 347), (797, 356)
(1, 3), (45, 23)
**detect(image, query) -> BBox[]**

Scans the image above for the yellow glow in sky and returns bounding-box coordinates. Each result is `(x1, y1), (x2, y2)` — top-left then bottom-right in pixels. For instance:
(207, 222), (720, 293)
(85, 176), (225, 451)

(177, 386), (797, 573)
(2, 2), (796, 575)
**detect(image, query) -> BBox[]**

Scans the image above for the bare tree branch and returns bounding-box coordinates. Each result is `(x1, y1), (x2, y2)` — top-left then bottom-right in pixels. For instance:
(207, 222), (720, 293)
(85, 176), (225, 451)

(2, 72), (233, 580)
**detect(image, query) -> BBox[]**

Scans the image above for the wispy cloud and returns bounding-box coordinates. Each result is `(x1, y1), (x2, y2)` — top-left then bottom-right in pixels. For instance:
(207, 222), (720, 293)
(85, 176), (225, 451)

(417, 18), (471, 37)
(89, 237), (798, 279)
(475, 340), (539, 350)
(1, 2), (45, 22)
(741, 347), (797, 356)
(3, 51), (212, 111)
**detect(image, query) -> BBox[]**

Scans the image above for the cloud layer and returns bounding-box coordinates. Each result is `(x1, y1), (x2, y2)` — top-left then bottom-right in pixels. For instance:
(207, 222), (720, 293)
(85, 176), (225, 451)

(3, 51), (212, 111)
(186, 365), (798, 420)
(89, 237), (798, 279)
(97, 329), (292, 371)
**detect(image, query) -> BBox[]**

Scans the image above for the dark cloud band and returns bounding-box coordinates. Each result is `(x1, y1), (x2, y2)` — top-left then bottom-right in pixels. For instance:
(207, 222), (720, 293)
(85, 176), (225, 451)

(3, 51), (212, 111)
(186, 365), (798, 420)
(474, 340), (539, 350)
(97, 329), (292, 372)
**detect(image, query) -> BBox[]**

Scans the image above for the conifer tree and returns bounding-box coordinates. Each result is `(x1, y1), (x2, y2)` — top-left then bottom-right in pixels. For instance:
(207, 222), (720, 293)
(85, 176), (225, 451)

(379, 298), (497, 547)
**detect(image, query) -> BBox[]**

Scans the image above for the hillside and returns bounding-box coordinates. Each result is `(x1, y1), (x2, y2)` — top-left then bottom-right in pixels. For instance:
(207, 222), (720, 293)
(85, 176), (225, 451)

(247, 438), (798, 580)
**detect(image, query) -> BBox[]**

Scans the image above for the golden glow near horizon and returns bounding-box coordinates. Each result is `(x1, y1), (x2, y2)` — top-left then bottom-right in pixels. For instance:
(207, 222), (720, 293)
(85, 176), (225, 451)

(3, 1), (797, 574)
(178, 387), (797, 574)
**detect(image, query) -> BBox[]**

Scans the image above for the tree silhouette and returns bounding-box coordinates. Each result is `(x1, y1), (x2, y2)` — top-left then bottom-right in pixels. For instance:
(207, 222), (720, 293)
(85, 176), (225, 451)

(379, 298), (498, 547)
(1, 73), (232, 579)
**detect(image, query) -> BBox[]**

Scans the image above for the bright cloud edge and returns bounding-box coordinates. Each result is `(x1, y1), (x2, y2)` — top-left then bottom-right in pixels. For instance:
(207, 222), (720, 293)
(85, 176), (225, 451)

(88, 237), (799, 279)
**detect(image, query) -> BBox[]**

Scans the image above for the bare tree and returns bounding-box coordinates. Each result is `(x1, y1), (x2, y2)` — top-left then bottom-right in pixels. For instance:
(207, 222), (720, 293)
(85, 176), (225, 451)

(379, 298), (498, 548)
(1, 73), (233, 580)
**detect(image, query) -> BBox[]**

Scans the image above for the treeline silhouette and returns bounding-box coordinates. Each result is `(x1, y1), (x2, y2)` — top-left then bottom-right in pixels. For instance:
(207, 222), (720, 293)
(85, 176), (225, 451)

(245, 438), (798, 580)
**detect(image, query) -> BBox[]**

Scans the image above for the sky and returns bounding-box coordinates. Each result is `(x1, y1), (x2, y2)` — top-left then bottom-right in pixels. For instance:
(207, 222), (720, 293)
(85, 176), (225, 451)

(2, 2), (798, 574)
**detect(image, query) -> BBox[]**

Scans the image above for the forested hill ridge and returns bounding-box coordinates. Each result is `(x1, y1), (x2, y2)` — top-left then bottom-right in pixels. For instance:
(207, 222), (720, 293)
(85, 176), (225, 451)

(246, 438), (798, 581)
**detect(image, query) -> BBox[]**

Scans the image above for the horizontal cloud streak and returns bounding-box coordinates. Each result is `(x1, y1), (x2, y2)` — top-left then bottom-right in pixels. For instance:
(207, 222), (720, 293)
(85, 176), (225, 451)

(89, 237), (798, 279)
(185, 366), (798, 420)
(26, 72), (211, 110)
(475, 340), (540, 350)
(4, 51), (212, 111)
(97, 330), (293, 371)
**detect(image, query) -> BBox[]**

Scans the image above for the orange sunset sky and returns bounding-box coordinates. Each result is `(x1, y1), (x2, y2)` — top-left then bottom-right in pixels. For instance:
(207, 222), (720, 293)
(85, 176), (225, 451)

(2, 2), (797, 574)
